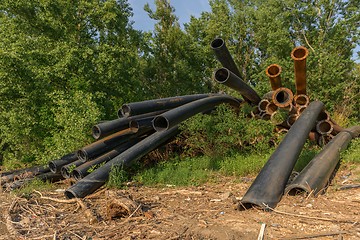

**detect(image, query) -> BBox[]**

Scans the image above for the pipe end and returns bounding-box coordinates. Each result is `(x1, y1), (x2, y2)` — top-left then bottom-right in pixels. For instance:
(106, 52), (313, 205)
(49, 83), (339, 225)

(92, 125), (101, 139)
(265, 64), (282, 78)
(214, 68), (230, 83)
(210, 38), (225, 49)
(121, 104), (131, 117)
(291, 46), (309, 61)
(153, 116), (169, 132)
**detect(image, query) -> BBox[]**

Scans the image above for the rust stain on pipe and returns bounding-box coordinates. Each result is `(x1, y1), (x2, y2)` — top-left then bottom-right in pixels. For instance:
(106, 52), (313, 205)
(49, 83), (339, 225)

(265, 64), (282, 90)
(272, 87), (294, 109)
(294, 94), (310, 107)
(291, 46), (309, 95)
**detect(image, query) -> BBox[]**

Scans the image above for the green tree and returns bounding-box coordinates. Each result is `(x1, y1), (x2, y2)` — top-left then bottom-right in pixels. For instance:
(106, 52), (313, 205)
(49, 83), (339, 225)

(0, 0), (142, 167)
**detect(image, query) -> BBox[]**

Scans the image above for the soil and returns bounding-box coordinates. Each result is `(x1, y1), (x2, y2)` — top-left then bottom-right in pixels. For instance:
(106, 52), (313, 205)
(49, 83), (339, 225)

(0, 166), (359, 240)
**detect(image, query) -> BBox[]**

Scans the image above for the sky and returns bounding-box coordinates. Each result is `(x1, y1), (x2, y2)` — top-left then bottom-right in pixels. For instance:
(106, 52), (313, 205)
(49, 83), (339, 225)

(128, 0), (359, 62)
(128, 0), (211, 31)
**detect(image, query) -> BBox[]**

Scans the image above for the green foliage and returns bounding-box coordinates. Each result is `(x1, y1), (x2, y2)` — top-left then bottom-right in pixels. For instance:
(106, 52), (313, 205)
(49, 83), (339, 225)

(107, 165), (129, 189)
(341, 138), (360, 164)
(13, 178), (54, 198)
(179, 104), (277, 157)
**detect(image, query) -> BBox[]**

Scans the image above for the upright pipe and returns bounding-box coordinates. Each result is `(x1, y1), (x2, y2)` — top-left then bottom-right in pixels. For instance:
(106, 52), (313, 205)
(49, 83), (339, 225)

(285, 126), (360, 196)
(210, 38), (242, 77)
(265, 64), (282, 90)
(153, 95), (241, 132)
(64, 126), (180, 199)
(291, 46), (309, 95)
(120, 94), (215, 117)
(237, 101), (324, 210)
(213, 68), (261, 105)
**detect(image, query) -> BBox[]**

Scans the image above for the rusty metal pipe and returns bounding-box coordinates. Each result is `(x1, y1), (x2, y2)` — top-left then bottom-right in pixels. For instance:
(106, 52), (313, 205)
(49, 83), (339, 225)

(266, 102), (278, 115)
(258, 99), (270, 113)
(316, 119), (334, 135)
(286, 114), (299, 127)
(64, 126), (180, 199)
(237, 101), (324, 210)
(1, 165), (50, 185)
(294, 94), (310, 107)
(213, 68), (261, 104)
(120, 94), (215, 117)
(272, 87), (294, 110)
(291, 46), (309, 95)
(265, 64), (282, 90)
(285, 126), (360, 196)
(153, 95), (241, 132)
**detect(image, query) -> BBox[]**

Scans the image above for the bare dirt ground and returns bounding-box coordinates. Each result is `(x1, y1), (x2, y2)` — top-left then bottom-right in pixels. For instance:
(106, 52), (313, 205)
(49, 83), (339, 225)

(0, 166), (359, 240)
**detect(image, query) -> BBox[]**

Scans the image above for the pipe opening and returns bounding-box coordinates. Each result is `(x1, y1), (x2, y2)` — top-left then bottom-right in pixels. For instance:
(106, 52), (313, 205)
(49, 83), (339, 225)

(291, 47), (309, 60)
(49, 162), (57, 173)
(275, 91), (289, 104)
(61, 167), (71, 179)
(77, 150), (88, 162)
(258, 99), (269, 111)
(210, 38), (224, 49)
(317, 111), (329, 121)
(92, 126), (101, 139)
(287, 187), (307, 196)
(64, 190), (76, 199)
(295, 95), (309, 106)
(129, 120), (139, 133)
(266, 65), (281, 77)
(121, 105), (131, 117)
(266, 103), (278, 114)
(317, 121), (332, 134)
(237, 202), (261, 211)
(214, 68), (229, 83)
(153, 116), (169, 132)
(72, 170), (82, 181)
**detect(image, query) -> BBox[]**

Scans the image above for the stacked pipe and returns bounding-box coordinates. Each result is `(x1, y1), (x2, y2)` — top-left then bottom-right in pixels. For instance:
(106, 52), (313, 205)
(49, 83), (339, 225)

(248, 46), (343, 146)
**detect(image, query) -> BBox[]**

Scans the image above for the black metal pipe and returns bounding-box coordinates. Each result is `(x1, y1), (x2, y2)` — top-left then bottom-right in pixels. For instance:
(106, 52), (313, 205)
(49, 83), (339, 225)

(152, 95), (241, 132)
(1, 165), (50, 184)
(210, 38), (242, 77)
(120, 94), (216, 117)
(285, 126), (360, 196)
(60, 159), (85, 179)
(64, 126), (180, 199)
(3, 172), (63, 191)
(129, 116), (156, 133)
(72, 139), (140, 181)
(77, 128), (139, 162)
(93, 111), (164, 139)
(213, 68), (261, 105)
(48, 152), (78, 173)
(237, 101), (324, 210)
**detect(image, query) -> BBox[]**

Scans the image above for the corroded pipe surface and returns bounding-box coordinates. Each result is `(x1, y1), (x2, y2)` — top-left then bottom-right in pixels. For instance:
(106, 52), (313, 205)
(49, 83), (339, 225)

(258, 99), (270, 113)
(291, 46), (309, 95)
(65, 127), (180, 199)
(237, 101), (324, 210)
(214, 68), (261, 104)
(316, 119), (334, 135)
(285, 126), (360, 196)
(294, 94), (310, 107)
(266, 102), (278, 115)
(210, 38), (242, 77)
(286, 114), (299, 127)
(272, 87), (294, 109)
(1, 165), (50, 184)
(265, 64), (282, 90)
(153, 95), (241, 132)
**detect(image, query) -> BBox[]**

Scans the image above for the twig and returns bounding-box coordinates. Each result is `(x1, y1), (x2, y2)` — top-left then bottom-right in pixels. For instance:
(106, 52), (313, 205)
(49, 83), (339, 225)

(338, 184), (360, 190)
(127, 203), (142, 219)
(278, 230), (348, 239)
(257, 223), (266, 240)
(33, 190), (78, 204)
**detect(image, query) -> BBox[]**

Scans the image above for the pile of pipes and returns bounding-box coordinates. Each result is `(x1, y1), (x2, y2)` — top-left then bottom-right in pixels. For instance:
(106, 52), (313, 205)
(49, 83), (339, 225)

(1, 38), (359, 211)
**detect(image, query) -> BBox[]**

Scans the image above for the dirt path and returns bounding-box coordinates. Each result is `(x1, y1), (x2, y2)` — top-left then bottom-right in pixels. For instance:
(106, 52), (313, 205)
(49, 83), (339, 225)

(0, 168), (359, 240)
